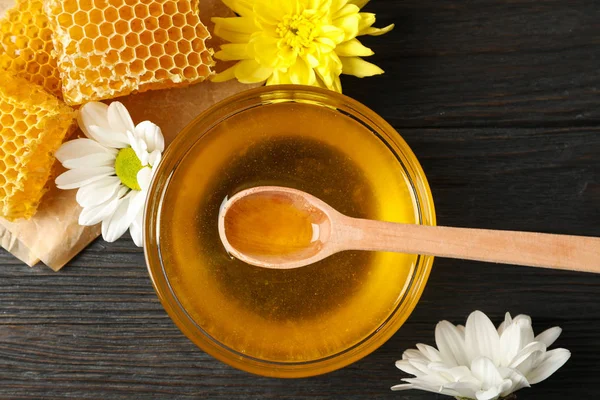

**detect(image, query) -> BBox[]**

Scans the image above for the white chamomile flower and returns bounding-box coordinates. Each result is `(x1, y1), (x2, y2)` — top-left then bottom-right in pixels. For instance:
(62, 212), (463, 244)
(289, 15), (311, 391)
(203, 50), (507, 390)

(392, 310), (570, 400)
(55, 101), (164, 247)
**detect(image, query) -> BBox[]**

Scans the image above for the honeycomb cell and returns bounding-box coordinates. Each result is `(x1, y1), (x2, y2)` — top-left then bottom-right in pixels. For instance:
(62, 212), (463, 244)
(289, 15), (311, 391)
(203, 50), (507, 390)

(46, 0), (214, 105)
(0, 0), (62, 97)
(84, 23), (100, 38)
(134, 4), (149, 19)
(177, 40), (191, 54)
(135, 46), (149, 60)
(99, 22), (114, 36)
(154, 29), (168, 44)
(168, 28), (182, 41)
(0, 71), (74, 221)
(94, 36), (110, 52)
(172, 14), (185, 28)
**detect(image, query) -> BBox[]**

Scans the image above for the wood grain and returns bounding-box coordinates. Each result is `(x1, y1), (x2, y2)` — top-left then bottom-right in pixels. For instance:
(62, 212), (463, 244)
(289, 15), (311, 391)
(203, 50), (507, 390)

(1, 0), (600, 398)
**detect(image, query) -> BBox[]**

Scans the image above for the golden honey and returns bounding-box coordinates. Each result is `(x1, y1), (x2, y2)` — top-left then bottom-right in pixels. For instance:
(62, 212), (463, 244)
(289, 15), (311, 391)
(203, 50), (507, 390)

(223, 193), (317, 257)
(158, 100), (423, 363)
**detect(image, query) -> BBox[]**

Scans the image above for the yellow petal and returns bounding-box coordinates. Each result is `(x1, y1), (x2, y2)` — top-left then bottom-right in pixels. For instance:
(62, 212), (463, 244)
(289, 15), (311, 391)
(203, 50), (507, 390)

(211, 65), (237, 82)
(304, 52), (320, 69)
(362, 23), (395, 36)
(332, 75), (342, 92)
(340, 56), (384, 77)
(267, 69), (293, 86)
(289, 58), (316, 85)
(249, 35), (282, 68)
(333, 11), (361, 41)
(254, 0), (299, 27)
(358, 12), (376, 31)
(357, 13), (395, 36)
(221, 0), (254, 17)
(214, 43), (250, 61)
(316, 53), (342, 87)
(348, 0), (369, 9)
(327, 0), (347, 15)
(317, 25), (346, 48)
(212, 17), (257, 43)
(235, 59), (274, 83)
(335, 38), (374, 57)
(333, 3), (360, 20)
(276, 43), (299, 68)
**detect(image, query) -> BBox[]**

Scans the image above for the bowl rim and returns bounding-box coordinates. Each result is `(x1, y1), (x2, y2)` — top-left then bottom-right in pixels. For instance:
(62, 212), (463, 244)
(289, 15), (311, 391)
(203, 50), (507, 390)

(144, 84), (436, 378)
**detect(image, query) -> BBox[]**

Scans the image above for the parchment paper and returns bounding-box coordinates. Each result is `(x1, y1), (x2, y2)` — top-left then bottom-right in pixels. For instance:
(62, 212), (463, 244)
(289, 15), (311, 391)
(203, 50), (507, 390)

(0, 0), (256, 270)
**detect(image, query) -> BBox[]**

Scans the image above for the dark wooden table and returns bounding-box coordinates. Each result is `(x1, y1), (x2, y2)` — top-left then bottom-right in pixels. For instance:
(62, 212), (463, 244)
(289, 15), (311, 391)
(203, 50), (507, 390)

(1, 0), (599, 398)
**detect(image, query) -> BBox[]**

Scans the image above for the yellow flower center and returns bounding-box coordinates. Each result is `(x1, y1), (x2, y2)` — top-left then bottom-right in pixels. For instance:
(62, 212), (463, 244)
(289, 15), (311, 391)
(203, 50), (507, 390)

(115, 147), (143, 191)
(277, 13), (318, 51)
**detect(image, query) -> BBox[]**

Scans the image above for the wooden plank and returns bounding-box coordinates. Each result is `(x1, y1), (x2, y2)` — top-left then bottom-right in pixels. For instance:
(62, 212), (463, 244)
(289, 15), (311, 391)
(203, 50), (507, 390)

(345, 0), (600, 127)
(0, 126), (598, 398)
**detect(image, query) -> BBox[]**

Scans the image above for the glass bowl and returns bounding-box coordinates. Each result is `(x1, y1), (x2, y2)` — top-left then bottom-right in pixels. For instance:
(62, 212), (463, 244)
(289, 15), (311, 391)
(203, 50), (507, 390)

(144, 85), (436, 378)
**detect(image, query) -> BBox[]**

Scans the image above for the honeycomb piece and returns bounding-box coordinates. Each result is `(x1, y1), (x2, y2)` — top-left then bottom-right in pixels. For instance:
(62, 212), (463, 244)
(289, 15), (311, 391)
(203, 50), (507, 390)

(0, 0), (62, 97)
(45, 0), (215, 105)
(0, 70), (75, 221)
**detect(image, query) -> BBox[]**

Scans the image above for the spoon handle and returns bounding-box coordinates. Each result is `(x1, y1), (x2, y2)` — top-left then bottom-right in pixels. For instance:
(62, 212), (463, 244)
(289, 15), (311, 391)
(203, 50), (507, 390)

(338, 218), (600, 273)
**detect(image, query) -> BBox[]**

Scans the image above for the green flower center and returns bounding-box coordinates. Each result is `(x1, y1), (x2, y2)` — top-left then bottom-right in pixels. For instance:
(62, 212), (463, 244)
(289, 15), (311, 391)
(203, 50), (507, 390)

(115, 147), (143, 191)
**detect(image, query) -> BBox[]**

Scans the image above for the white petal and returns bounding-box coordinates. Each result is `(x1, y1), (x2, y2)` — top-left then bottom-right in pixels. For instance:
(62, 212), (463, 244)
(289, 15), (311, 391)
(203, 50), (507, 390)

(498, 367), (530, 397)
(76, 177), (121, 208)
(526, 348), (571, 384)
(390, 383), (414, 391)
(55, 167), (115, 190)
(436, 320), (468, 367)
(499, 322), (522, 366)
(497, 312), (513, 336)
(78, 186), (126, 226)
(101, 193), (136, 242)
(444, 366), (478, 383)
(509, 341), (546, 375)
(465, 311), (500, 364)
(127, 191), (147, 223)
(534, 327), (562, 348)
(402, 377), (457, 396)
(514, 314), (534, 346)
(407, 359), (436, 375)
(130, 210), (144, 247)
(471, 357), (504, 389)
(403, 349), (428, 362)
(88, 125), (130, 148)
(395, 360), (422, 377)
(78, 102), (110, 139)
(443, 381), (480, 399)
(127, 131), (149, 165)
(148, 150), (162, 168)
(475, 386), (502, 400)
(416, 344), (443, 362)
(135, 121), (164, 153)
(107, 101), (135, 134)
(136, 167), (152, 191)
(56, 138), (117, 163)
(62, 152), (116, 169)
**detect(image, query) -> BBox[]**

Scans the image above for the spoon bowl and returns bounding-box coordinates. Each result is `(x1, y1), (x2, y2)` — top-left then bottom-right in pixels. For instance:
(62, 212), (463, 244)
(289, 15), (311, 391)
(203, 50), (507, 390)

(218, 186), (335, 269)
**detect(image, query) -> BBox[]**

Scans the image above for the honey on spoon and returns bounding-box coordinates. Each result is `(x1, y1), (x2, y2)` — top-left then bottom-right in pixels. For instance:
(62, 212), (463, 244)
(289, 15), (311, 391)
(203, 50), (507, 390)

(219, 186), (600, 273)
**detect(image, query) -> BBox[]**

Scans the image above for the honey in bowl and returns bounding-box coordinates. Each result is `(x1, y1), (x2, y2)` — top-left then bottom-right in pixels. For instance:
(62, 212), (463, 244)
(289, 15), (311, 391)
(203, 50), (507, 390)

(145, 86), (436, 377)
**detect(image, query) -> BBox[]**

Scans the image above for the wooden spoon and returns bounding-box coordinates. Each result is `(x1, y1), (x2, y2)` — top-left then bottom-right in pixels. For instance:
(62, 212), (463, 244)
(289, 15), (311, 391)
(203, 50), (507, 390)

(218, 186), (600, 273)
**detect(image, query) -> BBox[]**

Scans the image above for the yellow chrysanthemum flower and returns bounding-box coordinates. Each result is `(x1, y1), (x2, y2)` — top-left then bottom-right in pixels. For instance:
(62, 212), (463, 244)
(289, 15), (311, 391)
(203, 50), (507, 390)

(212, 0), (394, 92)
